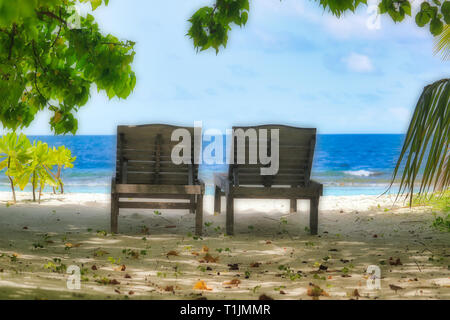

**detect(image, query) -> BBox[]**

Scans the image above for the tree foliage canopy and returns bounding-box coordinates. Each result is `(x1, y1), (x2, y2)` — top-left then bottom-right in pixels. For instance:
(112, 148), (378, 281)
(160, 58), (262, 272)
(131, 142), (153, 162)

(188, 0), (450, 53)
(0, 0), (136, 134)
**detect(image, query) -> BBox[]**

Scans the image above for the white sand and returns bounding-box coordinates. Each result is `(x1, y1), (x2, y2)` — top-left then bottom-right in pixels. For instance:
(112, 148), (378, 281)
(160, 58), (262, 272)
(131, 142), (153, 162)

(0, 191), (448, 300)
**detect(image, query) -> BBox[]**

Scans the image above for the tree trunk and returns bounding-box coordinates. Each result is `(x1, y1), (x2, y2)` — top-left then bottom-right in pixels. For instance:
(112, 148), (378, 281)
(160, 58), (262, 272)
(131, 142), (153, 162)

(38, 184), (42, 204)
(7, 157), (15, 204)
(8, 175), (15, 204)
(58, 166), (64, 194)
(32, 171), (36, 202)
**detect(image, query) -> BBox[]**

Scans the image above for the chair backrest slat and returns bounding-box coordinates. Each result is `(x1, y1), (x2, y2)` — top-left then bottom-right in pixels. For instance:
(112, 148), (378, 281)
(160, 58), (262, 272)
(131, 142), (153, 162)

(229, 125), (316, 187)
(115, 124), (199, 185)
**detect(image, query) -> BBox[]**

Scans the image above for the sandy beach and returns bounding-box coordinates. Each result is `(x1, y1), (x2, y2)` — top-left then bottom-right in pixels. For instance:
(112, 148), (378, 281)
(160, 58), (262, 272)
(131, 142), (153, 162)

(0, 191), (448, 300)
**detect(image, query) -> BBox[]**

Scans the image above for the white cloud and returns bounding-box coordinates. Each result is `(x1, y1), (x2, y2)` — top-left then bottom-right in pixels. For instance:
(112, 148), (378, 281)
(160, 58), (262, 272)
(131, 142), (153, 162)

(342, 53), (374, 73)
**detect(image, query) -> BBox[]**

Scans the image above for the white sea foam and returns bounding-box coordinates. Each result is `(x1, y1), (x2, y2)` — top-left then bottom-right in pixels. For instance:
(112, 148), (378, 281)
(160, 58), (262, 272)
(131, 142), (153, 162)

(344, 170), (377, 177)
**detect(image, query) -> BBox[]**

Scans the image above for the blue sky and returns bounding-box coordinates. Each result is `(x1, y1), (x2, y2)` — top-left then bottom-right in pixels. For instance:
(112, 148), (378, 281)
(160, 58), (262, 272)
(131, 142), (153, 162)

(20, 0), (449, 135)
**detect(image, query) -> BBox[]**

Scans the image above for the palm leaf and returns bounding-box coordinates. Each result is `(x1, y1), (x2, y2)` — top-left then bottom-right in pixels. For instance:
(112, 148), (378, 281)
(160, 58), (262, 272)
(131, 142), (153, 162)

(389, 78), (450, 205)
(434, 25), (450, 61)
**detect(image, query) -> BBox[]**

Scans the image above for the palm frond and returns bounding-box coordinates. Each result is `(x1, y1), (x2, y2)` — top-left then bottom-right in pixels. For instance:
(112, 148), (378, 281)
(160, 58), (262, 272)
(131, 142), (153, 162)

(434, 25), (450, 61)
(389, 78), (450, 205)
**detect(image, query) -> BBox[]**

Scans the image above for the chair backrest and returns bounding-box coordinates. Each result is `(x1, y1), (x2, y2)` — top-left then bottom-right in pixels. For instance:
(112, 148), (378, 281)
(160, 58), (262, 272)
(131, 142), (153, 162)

(229, 125), (316, 187)
(115, 124), (200, 185)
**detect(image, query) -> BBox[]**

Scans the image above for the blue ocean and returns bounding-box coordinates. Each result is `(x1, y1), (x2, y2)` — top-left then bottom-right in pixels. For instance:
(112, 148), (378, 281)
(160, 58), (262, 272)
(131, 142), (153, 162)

(0, 135), (405, 196)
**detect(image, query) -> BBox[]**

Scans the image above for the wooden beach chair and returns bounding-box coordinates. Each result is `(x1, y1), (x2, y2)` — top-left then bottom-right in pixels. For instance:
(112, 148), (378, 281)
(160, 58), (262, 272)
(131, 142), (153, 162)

(213, 125), (323, 235)
(111, 124), (204, 235)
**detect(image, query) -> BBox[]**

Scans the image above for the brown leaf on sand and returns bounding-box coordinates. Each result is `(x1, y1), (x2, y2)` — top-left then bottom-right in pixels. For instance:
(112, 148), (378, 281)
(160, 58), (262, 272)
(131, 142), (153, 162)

(201, 245), (209, 253)
(164, 285), (174, 292)
(165, 225), (176, 228)
(389, 284), (403, 292)
(307, 283), (329, 299)
(124, 274), (132, 279)
(259, 294), (274, 300)
(23, 226), (28, 230)
(128, 291), (135, 295)
(200, 253), (219, 263)
(388, 257), (402, 266)
(91, 265), (98, 271)
(166, 250), (178, 257)
(191, 251), (199, 256)
(114, 289), (121, 294)
(109, 279), (120, 285)
(279, 290), (286, 295)
(352, 289), (360, 299)
(114, 264), (127, 272)
(193, 281), (212, 291)
(250, 262), (261, 268)
(265, 241), (272, 245)
(223, 279), (241, 287)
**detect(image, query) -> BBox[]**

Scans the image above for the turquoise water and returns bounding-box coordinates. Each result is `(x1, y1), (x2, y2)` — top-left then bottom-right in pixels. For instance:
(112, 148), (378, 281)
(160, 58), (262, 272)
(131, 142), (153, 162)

(0, 134), (404, 196)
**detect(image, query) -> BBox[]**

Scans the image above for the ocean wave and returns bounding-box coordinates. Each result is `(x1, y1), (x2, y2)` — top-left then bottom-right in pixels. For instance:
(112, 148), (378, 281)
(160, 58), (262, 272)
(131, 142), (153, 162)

(343, 170), (383, 177)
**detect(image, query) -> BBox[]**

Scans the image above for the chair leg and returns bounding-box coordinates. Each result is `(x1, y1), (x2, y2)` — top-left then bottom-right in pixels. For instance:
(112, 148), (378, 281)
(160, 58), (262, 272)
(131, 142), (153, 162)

(111, 192), (119, 234)
(189, 195), (195, 213)
(290, 198), (297, 213)
(214, 186), (221, 214)
(195, 194), (203, 236)
(310, 197), (319, 235)
(226, 193), (234, 235)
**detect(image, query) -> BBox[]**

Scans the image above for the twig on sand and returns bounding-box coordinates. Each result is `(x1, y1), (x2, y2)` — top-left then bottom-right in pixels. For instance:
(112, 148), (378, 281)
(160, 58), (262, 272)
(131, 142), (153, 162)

(414, 260), (422, 272)
(263, 216), (279, 222)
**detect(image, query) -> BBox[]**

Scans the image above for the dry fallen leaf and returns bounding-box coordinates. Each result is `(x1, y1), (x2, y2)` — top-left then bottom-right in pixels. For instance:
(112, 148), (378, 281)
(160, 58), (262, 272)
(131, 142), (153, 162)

(389, 284), (403, 292)
(91, 265), (98, 271)
(109, 279), (120, 285)
(388, 257), (402, 266)
(201, 245), (209, 253)
(250, 262), (261, 268)
(166, 250), (179, 257)
(128, 291), (135, 295)
(259, 294), (273, 300)
(164, 285), (174, 292)
(193, 281), (212, 291)
(114, 265), (126, 272)
(201, 253), (219, 263)
(307, 283), (329, 299)
(191, 251), (199, 256)
(223, 279), (241, 287)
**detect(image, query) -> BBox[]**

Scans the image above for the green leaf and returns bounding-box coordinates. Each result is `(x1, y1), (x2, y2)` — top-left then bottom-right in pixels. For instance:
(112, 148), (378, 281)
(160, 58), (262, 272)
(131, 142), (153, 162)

(430, 17), (444, 35)
(91, 0), (102, 11)
(416, 11), (431, 27)
(442, 1), (450, 24)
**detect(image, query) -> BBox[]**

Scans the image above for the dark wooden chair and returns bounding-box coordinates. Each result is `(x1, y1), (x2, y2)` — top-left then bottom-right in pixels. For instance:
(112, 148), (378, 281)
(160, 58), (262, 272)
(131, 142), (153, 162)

(111, 124), (205, 235)
(213, 125), (323, 235)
